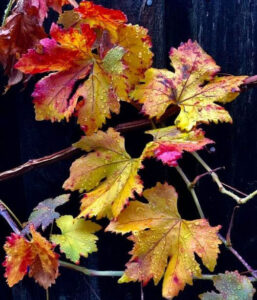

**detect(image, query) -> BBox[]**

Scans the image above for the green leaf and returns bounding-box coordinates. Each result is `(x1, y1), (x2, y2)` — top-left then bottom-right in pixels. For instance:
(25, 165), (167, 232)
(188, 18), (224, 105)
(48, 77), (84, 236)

(199, 271), (256, 300)
(50, 215), (101, 263)
(22, 194), (70, 234)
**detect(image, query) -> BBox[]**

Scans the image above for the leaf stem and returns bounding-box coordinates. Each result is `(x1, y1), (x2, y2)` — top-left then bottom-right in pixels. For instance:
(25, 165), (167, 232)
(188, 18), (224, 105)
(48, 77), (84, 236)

(2, 0), (15, 26)
(0, 201), (21, 234)
(59, 260), (124, 277)
(0, 120), (152, 183)
(192, 152), (257, 204)
(175, 165), (205, 218)
(175, 165), (257, 279)
(0, 200), (23, 229)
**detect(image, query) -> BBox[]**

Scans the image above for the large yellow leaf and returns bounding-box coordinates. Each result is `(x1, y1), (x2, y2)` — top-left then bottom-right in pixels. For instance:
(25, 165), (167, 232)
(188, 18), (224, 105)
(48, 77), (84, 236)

(63, 128), (144, 219)
(107, 182), (222, 299)
(131, 40), (247, 131)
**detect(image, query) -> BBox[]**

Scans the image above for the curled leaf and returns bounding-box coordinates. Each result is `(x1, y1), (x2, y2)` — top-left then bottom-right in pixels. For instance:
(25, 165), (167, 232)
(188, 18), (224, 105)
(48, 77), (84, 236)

(22, 194), (70, 234)
(143, 126), (213, 166)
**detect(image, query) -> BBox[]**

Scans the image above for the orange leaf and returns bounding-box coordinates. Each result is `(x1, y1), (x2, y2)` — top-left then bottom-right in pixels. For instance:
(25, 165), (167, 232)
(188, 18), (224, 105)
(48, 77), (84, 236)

(3, 234), (34, 287)
(59, 1), (127, 40)
(107, 183), (222, 299)
(3, 227), (59, 289)
(29, 226), (59, 289)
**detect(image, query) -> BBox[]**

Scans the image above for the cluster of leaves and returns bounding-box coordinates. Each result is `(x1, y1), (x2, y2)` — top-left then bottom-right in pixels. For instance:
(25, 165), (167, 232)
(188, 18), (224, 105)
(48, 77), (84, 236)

(0, 1), (255, 299)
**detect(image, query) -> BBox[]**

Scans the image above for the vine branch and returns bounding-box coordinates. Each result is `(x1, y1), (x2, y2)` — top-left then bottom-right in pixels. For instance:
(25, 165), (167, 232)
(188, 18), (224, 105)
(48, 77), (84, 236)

(175, 165), (257, 279)
(192, 152), (257, 204)
(0, 119), (152, 183)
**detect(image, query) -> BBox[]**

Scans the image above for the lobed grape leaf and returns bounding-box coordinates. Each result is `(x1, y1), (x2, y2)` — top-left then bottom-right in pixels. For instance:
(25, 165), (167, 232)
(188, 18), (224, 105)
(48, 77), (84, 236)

(63, 128), (144, 219)
(131, 40), (247, 131)
(3, 226), (59, 289)
(22, 194), (70, 234)
(16, 11), (152, 134)
(51, 215), (101, 263)
(199, 271), (256, 300)
(143, 126), (213, 166)
(107, 182), (222, 299)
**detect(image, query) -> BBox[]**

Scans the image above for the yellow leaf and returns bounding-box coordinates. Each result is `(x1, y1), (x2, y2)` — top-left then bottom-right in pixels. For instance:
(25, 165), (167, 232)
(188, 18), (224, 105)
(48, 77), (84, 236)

(131, 40), (247, 131)
(107, 182), (222, 299)
(63, 128), (144, 219)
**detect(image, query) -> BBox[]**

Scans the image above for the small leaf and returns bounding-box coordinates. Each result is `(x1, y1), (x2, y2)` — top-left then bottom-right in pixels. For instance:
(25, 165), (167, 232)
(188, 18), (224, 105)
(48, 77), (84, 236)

(63, 128), (144, 219)
(29, 226), (59, 289)
(22, 194), (70, 234)
(143, 126), (213, 166)
(3, 227), (59, 289)
(199, 271), (256, 300)
(3, 234), (34, 287)
(51, 215), (101, 263)
(107, 182), (222, 299)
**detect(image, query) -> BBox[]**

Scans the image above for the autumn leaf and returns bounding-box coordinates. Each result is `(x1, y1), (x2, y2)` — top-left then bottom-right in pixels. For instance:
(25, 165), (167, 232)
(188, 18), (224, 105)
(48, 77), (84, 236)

(63, 128), (144, 219)
(51, 215), (101, 263)
(22, 194), (70, 234)
(29, 226), (59, 289)
(3, 227), (59, 289)
(15, 23), (96, 122)
(16, 16), (152, 134)
(143, 126), (213, 166)
(0, 0), (46, 87)
(107, 182), (221, 299)
(3, 233), (34, 287)
(131, 40), (247, 131)
(58, 0), (127, 40)
(199, 271), (256, 300)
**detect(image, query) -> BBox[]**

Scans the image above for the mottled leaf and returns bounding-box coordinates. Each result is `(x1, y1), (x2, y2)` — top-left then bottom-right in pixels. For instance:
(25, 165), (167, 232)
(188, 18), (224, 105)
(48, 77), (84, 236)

(63, 128), (144, 219)
(3, 227), (59, 289)
(199, 271), (256, 300)
(3, 234), (34, 287)
(131, 40), (247, 131)
(143, 126), (213, 166)
(107, 183), (221, 299)
(22, 194), (70, 234)
(29, 226), (59, 289)
(51, 215), (101, 263)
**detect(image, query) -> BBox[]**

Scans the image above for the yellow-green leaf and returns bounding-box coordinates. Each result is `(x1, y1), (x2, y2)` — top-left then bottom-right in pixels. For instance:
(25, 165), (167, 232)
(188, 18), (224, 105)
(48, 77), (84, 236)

(51, 215), (101, 263)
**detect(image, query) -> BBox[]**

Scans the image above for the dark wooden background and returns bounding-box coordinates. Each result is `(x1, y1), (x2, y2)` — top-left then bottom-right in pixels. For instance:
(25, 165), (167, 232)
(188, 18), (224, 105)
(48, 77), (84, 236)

(1, 0), (257, 299)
